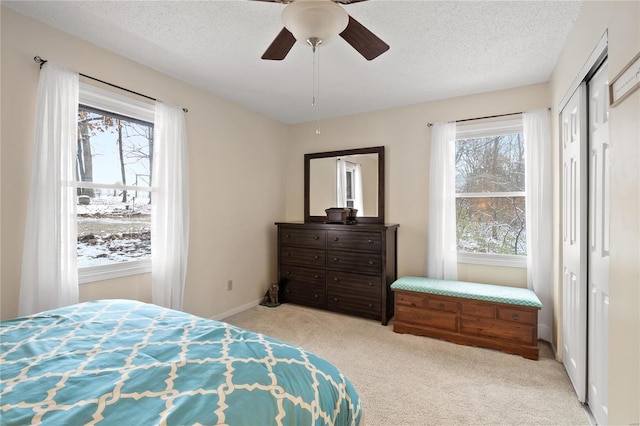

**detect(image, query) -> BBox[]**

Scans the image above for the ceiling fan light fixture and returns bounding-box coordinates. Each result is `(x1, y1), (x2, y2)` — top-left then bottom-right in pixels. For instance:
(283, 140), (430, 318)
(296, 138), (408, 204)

(281, 0), (349, 46)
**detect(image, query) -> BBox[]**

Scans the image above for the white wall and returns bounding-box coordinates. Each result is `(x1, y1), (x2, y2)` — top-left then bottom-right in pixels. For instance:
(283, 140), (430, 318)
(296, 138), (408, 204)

(550, 1), (639, 423)
(0, 8), (288, 320)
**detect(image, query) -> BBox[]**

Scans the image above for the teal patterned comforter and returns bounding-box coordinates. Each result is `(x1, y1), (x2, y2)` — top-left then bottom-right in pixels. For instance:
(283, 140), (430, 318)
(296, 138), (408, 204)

(0, 300), (362, 425)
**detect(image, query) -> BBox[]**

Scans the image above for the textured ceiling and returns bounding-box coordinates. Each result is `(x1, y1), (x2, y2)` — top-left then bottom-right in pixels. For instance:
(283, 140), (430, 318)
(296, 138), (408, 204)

(4, 0), (583, 124)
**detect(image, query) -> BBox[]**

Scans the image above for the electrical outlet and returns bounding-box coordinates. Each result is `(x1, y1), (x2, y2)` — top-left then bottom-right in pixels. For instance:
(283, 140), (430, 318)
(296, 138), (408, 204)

(227, 280), (233, 291)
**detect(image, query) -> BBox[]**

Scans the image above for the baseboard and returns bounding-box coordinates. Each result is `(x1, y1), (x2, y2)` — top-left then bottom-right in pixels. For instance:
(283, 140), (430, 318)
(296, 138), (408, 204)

(210, 298), (262, 321)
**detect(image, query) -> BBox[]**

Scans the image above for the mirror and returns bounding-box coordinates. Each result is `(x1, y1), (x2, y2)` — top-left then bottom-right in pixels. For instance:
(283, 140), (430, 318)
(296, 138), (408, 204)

(305, 146), (384, 224)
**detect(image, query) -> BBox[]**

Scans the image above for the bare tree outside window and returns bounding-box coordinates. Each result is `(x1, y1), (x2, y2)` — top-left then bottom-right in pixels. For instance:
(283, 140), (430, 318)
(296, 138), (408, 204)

(455, 133), (527, 256)
(76, 107), (154, 267)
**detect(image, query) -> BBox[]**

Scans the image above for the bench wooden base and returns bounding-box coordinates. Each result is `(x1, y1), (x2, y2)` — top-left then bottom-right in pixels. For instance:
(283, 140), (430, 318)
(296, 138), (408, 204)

(393, 290), (540, 360)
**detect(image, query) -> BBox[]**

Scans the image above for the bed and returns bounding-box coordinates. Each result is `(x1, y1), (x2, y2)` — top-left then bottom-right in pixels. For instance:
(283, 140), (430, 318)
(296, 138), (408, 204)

(0, 299), (362, 425)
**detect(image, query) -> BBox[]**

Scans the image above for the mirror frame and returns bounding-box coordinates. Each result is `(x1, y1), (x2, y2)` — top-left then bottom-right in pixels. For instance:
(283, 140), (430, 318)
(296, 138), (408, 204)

(304, 146), (385, 224)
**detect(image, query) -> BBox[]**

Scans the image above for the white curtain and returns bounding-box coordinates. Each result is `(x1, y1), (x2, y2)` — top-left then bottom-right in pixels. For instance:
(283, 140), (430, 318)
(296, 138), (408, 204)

(524, 109), (553, 342)
(354, 164), (364, 215)
(19, 62), (79, 316)
(152, 101), (190, 311)
(425, 122), (458, 280)
(335, 158), (347, 207)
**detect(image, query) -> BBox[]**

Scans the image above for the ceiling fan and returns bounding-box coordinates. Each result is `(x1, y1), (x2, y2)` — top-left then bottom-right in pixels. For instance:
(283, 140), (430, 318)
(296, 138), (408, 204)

(255, 0), (389, 61)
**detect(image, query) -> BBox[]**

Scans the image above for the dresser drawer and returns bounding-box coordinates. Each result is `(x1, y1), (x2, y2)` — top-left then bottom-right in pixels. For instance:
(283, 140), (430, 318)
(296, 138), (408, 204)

(426, 297), (458, 314)
(279, 227), (325, 248)
(460, 316), (536, 345)
(281, 279), (325, 308)
(327, 230), (382, 252)
(280, 247), (325, 268)
(280, 264), (325, 284)
(327, 292), (381, 318)
(396, 305), (458, 332)
(326, 271), (381, 292)
(496, 307), (537, 325)
(327, 273), (381, 317)
(327, 250), (381, 274)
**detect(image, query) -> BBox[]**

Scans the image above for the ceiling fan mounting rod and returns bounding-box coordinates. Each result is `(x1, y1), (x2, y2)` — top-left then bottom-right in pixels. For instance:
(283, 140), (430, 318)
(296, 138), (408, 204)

(306, 37), (322, 52)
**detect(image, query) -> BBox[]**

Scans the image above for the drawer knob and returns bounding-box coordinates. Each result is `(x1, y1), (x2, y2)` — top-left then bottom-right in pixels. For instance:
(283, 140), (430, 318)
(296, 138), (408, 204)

(314, 294), (319, 299)
(314, 275), (319, 279)
(368, 261), (374, 265)
(368, 303), (373, 308)
(333, 257), (339, 262)
(285, 271), (291, 276)
(438, 303), (445, 310)
(285, 289), (290, 293)
(314, 255), (319, 260)
(368, 282), (373, 287)
(285, 234), (290, 238)
(368, 239), (373, 244)
(511, 313), (520, 321)
(333, 277), (339, 282)
(334, 237), (339, 241)
(285, 252), (291, 257)
(333, 297), (339, 302)
(314, 235), (320, 240)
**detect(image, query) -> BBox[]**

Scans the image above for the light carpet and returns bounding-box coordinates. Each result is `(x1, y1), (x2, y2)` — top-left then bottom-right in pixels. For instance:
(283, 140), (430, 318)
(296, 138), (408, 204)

(224, 303), (589, 426)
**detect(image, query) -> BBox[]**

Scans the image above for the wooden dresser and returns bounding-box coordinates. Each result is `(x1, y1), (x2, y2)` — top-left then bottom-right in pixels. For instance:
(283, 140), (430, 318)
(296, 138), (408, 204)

(276, 222), (399, 325)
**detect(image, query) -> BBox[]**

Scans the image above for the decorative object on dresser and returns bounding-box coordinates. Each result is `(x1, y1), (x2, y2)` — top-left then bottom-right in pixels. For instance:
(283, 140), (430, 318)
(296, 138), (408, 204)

(277, 222), (398, 325)
(391, 276), (542, 360)
(324, 207), (357, 224)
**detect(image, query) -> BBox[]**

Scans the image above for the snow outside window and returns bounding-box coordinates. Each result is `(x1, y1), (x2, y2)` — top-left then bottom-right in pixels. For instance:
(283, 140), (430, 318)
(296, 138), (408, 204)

(77, 84), (155, 283)
(455, 119), (527, 268)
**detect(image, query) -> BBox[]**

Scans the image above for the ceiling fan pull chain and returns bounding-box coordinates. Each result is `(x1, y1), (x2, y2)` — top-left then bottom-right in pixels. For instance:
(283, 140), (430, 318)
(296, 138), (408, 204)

(311, 42), (317, 107)
(315, 44), (321, 134)
(307, 37), (322, 134)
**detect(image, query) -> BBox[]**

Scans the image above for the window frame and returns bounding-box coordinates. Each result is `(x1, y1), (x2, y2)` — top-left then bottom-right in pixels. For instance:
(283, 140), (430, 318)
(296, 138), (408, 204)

(77, 83), (155, 284)
(454, 118), (527, 268)
(344, 161), (357, 208)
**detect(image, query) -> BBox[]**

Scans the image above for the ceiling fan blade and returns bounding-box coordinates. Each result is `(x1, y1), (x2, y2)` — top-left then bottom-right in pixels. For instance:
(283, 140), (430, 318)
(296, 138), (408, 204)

(340, 14), (389, 61)
(262, 27), (297, 60)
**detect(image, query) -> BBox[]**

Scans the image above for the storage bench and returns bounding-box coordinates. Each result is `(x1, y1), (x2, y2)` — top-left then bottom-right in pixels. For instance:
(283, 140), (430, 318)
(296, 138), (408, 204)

(391, 276), (542, 360)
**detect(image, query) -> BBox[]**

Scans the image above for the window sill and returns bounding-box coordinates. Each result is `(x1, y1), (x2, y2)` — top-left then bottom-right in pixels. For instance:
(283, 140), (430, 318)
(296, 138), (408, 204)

(79, 260), (151, 284)
(457, 252), (527, 268)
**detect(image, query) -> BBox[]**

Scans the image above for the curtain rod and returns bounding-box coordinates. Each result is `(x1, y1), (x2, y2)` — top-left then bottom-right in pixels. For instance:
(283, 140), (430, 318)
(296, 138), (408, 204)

(34, 56), (188, 113)
(426, 108), (550, 127)
(426, 111), (521, 127)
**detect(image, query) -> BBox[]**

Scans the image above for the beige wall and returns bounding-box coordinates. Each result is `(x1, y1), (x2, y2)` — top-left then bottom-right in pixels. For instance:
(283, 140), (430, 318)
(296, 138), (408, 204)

(286, 84), (549, 286)
(309, 157), (336, 214)
(0, 8), (288, 320)
(355, 153), (378, 216)
(550, 1), (640, 423)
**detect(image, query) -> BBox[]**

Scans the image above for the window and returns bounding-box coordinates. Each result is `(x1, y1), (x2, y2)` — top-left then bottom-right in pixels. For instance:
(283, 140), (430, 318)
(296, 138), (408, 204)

(455, 119), (526, 267)
(77, 84), (155, 283)
(345, 161), (356, 208)
(336, 158), (363, 214)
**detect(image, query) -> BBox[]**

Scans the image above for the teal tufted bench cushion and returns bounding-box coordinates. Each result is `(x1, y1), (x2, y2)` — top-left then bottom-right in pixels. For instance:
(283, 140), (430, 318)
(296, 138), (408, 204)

(390, 276), (542, 308)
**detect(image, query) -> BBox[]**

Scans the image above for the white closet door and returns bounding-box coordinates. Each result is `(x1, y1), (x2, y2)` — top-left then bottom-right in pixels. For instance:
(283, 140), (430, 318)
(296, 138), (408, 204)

(587, 60), (609, 425)
(561, 83), (588, 403)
